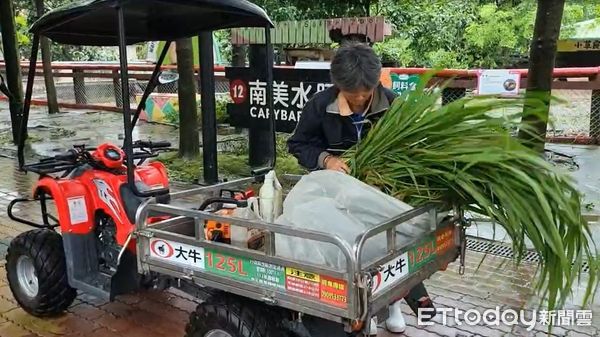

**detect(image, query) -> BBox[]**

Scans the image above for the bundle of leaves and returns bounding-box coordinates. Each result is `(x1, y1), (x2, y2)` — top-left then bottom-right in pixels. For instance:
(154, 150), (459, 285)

(344, 75), (598, 310)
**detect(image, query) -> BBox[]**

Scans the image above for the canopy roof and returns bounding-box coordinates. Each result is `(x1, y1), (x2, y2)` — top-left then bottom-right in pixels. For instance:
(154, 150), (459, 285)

(30, 0), (274, 46)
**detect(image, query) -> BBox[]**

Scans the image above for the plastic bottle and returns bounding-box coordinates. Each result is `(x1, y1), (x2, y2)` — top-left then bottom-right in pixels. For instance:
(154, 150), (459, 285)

(230, 196), (262, 248)
(273, 172), (283, 219)
(247, 196), (261, 219)
(259, 171), (276, 223)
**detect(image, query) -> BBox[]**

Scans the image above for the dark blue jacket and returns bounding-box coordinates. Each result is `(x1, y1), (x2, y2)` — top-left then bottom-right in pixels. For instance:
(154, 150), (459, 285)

(287, 84), (397, 170)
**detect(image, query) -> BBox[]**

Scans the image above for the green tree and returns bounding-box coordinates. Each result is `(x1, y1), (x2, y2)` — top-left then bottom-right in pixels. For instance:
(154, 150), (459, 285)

(372, 0), (597, 68)
(463, 4), (534, 68)
(372, 37), (414, 66)
(226, 0), (376, 65)
(14, 12), (30, 45)
(253, 0), (373, 21)
(15, 0), (118, 62)
(376, 1), (480, 68)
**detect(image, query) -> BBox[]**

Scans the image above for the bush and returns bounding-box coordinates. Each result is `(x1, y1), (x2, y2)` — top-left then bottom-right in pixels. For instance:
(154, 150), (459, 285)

(372, 37), (414, 67)
(196, 95), (232, 126)
(216, 95), (232, 124)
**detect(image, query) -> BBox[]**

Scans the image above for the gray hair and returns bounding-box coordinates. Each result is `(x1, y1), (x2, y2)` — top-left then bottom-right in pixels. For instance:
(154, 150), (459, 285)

(330, 42), (382, 91)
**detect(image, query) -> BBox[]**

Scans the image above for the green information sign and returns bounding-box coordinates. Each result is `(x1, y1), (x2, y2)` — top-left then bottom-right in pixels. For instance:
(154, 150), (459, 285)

(391, 73), (420, 95)
(205, 249), (285, 290)
(407, 235), (437, 271)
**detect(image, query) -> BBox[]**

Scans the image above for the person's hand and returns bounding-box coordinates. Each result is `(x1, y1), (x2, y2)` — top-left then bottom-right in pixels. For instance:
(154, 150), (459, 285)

(324, 155), (349, 173)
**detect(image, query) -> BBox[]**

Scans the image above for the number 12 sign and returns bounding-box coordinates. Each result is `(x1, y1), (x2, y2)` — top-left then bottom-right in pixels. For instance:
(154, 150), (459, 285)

(230, 79), (247, 104)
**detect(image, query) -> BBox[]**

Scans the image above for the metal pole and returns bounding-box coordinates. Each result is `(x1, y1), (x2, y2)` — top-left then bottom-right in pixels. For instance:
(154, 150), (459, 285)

(248, 45), (274, 170)
(131, 41), (172, 129)
(17, 34), (40, 169)
(116, 6), (135, 189)
(102, 5), (169, 198)
(265, 25), (276, 168)
(199, 31), (218, 184)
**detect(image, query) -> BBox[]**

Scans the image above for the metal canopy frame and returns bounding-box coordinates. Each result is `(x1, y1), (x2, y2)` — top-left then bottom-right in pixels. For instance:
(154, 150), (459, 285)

(18, 0), (276, 195)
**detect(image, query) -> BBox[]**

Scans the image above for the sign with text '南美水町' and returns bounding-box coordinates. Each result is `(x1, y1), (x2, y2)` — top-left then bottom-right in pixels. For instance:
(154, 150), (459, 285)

(225, 67), (332, 133)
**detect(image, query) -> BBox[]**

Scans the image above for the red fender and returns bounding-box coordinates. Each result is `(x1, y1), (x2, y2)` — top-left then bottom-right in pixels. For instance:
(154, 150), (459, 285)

(76, 170), (133, 244)
(33, 160), (170, 251)
(34, 177), (95, 234)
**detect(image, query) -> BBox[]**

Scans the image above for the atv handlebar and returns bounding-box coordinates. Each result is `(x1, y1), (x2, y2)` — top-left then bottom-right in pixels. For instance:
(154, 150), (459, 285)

(133, 140), (171, 149)
(198, 197), (249, 211)
(53, 149), (79, 161)
(23, 140), (171, 175)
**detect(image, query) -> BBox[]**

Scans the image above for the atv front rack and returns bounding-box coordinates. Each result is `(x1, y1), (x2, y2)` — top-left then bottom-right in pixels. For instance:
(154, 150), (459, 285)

(135, 175), (463, 332)
(8, 194), (60, 229)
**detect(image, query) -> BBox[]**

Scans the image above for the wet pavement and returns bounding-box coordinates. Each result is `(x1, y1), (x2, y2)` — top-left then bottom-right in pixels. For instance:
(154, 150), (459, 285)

(0, 103), (240, 161)
(466, 143), (600, 248)
(0, 103), (598, 336)
(547, 144), (600, 215)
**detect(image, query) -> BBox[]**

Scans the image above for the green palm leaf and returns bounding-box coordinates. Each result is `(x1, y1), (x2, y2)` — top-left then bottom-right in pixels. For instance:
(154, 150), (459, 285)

(343, 72), (598, 310)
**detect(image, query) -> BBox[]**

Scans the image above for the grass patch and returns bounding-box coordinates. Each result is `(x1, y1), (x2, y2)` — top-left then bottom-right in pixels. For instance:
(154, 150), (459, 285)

(0, 132), (12, 145)
(158, 133), (305, 183)
(158, 151), (304, 183)
(0, 131), (43, 145)
(50, 128), (76, 139)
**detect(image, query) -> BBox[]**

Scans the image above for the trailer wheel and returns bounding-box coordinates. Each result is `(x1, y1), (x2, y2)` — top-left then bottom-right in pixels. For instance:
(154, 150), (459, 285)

(185, 295), (291, 337)
(6, 229), (76, 316)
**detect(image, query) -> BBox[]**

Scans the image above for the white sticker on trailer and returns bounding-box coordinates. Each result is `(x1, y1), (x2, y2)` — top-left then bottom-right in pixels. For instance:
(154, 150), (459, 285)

(371, 252), (409, 296)
(67, 196), (88, 224)
(149, 238), (205, 270)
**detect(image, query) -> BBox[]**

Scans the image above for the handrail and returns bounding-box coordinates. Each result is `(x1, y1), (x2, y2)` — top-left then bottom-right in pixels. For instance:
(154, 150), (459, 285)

(0, 61), (294, 72)
(352, 204), (437, 273)
(387, 66), (600, 78)
(3, 62), (599, 78)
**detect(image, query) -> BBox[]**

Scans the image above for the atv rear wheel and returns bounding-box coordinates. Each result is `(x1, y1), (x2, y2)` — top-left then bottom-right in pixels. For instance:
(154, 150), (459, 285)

(6, 229), (77, 316)
(185, 295), (291, 337)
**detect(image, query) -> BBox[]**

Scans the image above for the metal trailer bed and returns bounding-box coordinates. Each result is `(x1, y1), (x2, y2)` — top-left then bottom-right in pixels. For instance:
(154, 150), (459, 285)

(134, 175), (465, 333)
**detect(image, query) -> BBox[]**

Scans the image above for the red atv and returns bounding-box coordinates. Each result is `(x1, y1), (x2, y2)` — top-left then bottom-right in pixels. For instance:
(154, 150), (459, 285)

(6, 140), (172, 315)
(2, 0), (278, 322)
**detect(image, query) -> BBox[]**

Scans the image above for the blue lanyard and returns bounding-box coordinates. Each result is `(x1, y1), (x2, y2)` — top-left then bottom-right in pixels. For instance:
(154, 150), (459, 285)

(351, 114), (365, 141)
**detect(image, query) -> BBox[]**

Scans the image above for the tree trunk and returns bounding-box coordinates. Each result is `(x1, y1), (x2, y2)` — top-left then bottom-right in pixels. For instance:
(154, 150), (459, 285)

(176, 38), (200, 159)
(34, 0), (59, 114)
(517, 0), (566, 153)
(0, 0), (24, 143)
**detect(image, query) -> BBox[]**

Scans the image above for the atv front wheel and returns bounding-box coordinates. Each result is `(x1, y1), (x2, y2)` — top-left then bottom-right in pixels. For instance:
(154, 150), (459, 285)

(6, 229), (77, 316)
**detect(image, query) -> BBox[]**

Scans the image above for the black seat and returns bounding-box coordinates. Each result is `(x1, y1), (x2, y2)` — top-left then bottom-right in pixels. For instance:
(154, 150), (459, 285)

(119, 182), (171, 224)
